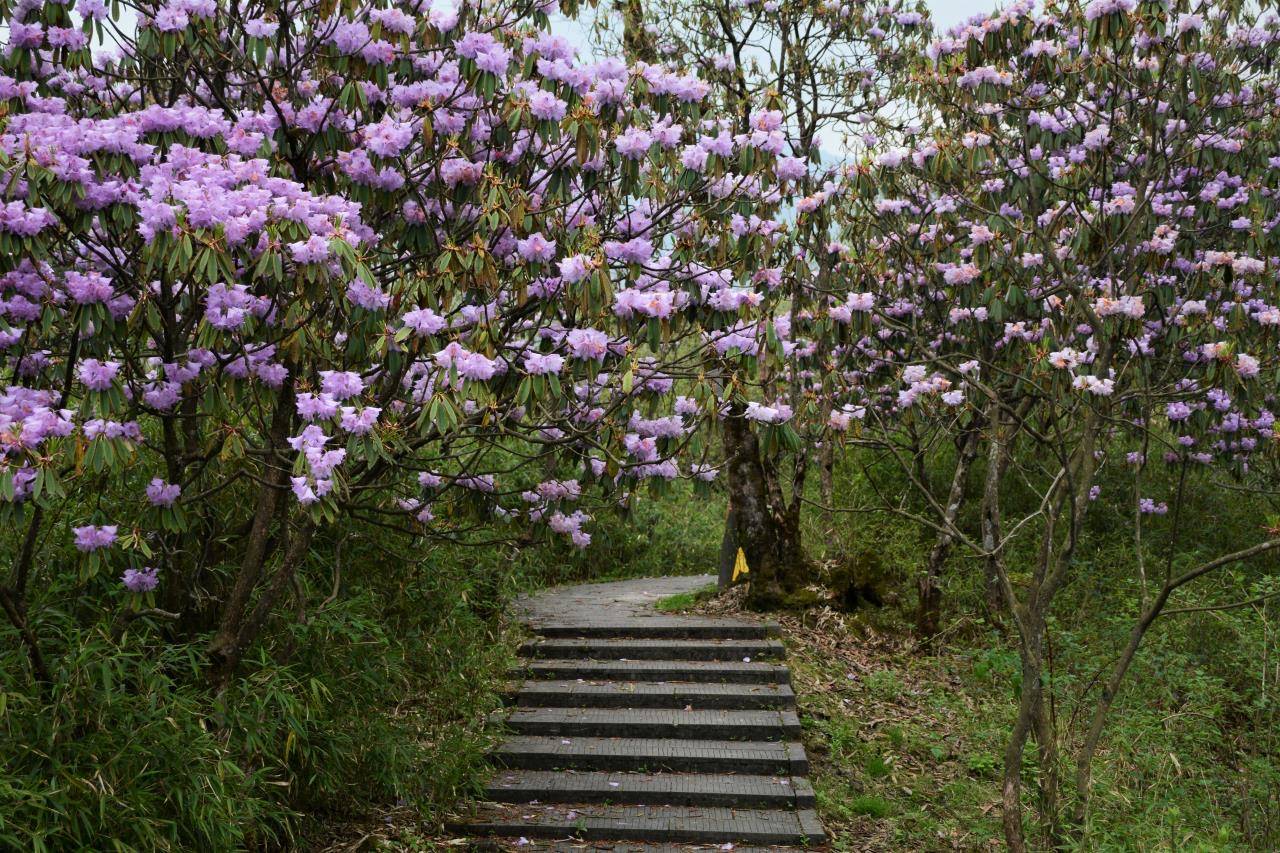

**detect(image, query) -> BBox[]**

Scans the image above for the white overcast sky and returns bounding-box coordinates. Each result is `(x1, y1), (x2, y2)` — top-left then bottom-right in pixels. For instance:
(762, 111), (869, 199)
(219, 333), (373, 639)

(553, 0), (1002, 58)
(926, 0), (1002, 27)
(2, 0), (1004, 77)
(4, 0), (1002, 52)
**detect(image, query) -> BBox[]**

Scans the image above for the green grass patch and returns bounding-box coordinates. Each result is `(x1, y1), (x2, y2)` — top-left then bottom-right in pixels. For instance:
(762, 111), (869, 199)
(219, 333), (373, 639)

(850, 795), (895, 818)
(655, 583), (719, 612)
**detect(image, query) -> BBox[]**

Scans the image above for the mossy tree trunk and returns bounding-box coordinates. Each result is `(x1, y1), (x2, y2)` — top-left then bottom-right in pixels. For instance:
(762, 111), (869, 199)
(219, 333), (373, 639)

(613, 0), (657, 63)
(722, 411), (811, 609)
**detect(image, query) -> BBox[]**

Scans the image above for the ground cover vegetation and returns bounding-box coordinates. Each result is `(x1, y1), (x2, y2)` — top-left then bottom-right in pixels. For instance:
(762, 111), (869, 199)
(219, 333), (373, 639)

(674, 449), (1280, 851)
(1, 0), (1277, 848)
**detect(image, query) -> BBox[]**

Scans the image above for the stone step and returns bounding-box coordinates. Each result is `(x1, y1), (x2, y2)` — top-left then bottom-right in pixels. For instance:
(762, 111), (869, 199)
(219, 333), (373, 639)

(485, 770), (815, 808)
(501, 708), (801, 741)
(492, 736), (808, 775)
(474, 843), (802, 852)
(457, 802), (826, 846)
(519, 638), (785, 662)
(470, 576), (826, 849)
(476, 844), (797, 852)
(507, 680), (796, 710)
(514, 659), (790, 685)
(533, 620), (779, 640)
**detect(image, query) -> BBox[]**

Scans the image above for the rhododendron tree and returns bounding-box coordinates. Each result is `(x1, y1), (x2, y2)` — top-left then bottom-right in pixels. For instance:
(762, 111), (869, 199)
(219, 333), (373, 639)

(0, 0), (795, 686)
(568, 0), (932, 606)
(826, 0), (1280, 846)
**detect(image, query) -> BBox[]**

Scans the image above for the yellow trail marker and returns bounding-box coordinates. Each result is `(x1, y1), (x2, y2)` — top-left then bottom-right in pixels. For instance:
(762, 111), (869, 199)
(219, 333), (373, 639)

(732, 547), (750, 583)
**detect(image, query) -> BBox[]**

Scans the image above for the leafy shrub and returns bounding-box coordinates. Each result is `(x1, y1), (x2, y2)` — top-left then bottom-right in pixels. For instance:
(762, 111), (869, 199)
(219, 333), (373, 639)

(0, 524), (511, 849)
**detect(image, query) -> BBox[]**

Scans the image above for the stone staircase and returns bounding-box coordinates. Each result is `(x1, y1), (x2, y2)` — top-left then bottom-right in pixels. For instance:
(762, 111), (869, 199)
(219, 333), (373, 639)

(456, 576), (825, 849)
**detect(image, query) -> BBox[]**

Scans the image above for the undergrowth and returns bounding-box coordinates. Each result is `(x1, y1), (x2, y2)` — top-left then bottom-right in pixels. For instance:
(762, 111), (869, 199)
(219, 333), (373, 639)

(0, 480), (723, 850)
(1, 526), (513, 850)
(778, 450), (1280, 852)
(671, 450), (1278, 850)
(6, 451), (1271, 851)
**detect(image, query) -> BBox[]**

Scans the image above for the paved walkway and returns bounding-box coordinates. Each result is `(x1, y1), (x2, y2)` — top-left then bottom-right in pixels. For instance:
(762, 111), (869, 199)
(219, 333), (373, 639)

(456, 575), (826, 850)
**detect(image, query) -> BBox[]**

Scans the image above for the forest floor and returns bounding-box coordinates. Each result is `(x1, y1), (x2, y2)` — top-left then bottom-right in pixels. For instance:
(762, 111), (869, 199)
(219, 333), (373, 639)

(312, 579), (1009, 853)
(311, 566), (1275, 851)
(690, 585), (1007, 851)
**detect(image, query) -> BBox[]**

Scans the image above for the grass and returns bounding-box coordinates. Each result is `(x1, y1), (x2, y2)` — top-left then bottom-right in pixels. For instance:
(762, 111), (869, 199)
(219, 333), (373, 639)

(784, 616), (1034, 849)
(784, 605), (1276, 850)
(655, 582), (719, 611)
(691, 446), (1280, 852)
(851, 795), (896, 818)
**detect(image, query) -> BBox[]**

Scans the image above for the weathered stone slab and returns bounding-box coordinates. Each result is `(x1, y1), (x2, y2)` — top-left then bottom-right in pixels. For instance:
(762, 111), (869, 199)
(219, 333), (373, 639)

(459, 803), (826, 846)
(484, 770), (813, 808)
(461, 575), (826, 848)
(513, 659), (790, 684)
(533, 620), (779, 639)
(500, 707), (800, 740)
(491, 736), (808, 775)
(506, 679), (795, 710)
(519, 638), (785, 661)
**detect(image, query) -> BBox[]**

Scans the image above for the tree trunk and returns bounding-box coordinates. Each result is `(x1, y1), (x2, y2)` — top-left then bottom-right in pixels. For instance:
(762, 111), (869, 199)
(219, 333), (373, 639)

(722, 412), (809, 609)
(980, 428), (1010, 618)
(1002, 608), (1044, 853)
(717, 502), (737, 590)
(981, 511), (1005, 616)
(916, 430), (979, 647)
(1032, 677), (1062, 844)
(1000, 423), (1100, 849)
(818, 438), (835, 536)
(208, 384), (294, 686)
(209, 521), (316, 690)
(614, 0), (657, 63)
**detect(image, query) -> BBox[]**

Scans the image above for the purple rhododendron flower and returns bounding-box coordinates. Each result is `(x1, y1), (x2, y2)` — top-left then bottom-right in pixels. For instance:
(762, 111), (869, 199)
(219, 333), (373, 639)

(146, 478), (181, 507)
(339, 406), (380, 434)
(320, 370), (364, 400)
(78, 359), (120, 391)
(121, 566), (159, 592)
(403, 307), (447, 336)
(528, 91), (567, 122)
(74, 524), (117, 552)
(517, 232), (556, 263)
(566, 328), (608, 361)
(558, 254), (592, 283)
(523, 352), (564, 375)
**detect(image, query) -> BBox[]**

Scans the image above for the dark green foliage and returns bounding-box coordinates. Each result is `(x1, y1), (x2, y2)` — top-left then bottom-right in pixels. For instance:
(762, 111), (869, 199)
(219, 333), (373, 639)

(514, 480), (727, 588)
(1, 626), (285, 852)
(0, 527), (511, 851)
(0, 478), (722, 849)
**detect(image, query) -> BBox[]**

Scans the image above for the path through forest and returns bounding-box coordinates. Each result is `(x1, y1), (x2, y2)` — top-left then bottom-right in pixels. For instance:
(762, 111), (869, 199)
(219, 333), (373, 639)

(456, 575), (826, 849)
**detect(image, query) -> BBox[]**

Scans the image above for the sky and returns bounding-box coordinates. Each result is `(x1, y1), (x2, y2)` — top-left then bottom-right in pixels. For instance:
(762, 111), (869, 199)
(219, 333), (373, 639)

(542, 0), (1004, 159)
(3, 0), (1004, 52)
(928, 0), (1003, 29)
(553, 0), (1003, 59)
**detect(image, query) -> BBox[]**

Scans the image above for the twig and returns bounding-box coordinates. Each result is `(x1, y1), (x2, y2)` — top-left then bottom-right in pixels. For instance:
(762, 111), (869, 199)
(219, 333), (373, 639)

(110, 607), (182, 642)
